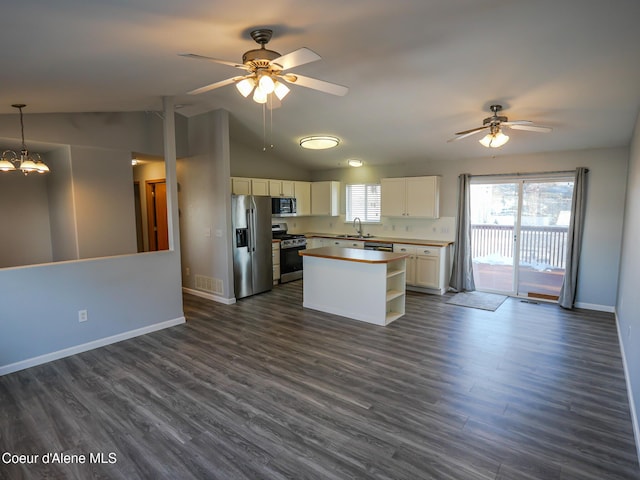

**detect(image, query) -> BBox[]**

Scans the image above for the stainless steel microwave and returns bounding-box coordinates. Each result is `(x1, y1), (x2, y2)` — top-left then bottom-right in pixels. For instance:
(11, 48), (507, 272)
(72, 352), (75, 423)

(272, 197), (297, 216)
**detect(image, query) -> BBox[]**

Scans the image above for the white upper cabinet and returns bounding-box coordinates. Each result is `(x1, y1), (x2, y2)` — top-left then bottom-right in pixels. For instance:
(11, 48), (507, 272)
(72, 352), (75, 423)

(294, 181), (311, 216)
(251, 178), (270, 196)
(269, 180), (295, 197)
(231, 177), (252, 195)
(311, 181), (340, 216)
(381, 176), (440, 218)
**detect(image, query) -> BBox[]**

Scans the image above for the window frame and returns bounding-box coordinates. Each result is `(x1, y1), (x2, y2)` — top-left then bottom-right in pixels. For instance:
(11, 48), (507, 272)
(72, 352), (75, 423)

(345, 183), (382, 223)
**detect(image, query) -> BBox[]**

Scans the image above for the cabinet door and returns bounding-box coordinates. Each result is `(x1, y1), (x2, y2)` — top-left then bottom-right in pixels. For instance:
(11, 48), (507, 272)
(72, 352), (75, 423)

(406, 176), (439, 218)
(281, 181), (295, 197)
(294, 181), (311, 216)
(311, 181), (339, 216)
(269, 180), (283, 197)
(380, 178), (407, 217)
(415, 255), (440, 288)
(231, 177), (252, 195)
(394, 244), (417, 285)
(251, 179), (270, 196)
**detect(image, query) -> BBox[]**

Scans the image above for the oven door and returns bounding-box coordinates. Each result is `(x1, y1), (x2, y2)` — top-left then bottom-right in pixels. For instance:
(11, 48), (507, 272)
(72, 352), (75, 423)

(280, 246), (304, 283)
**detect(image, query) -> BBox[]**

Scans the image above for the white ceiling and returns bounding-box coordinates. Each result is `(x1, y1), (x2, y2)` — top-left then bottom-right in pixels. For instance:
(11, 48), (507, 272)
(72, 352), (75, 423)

(1, 0), (639, 170)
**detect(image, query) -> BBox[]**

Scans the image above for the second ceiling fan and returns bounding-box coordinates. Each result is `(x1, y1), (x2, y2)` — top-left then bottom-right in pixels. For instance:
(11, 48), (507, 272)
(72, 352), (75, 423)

(180, 28), (349, 105)
(448, 104), (552, 148)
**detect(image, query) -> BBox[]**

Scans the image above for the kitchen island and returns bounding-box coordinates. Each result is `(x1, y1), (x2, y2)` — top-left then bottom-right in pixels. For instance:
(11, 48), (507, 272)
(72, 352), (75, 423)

(299, 247), (409, 326)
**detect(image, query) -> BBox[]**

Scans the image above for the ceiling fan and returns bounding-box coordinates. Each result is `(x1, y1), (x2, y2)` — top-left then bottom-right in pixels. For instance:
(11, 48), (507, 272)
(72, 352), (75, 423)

(179, 28), (349, 105)
(448, 104), (552, 148)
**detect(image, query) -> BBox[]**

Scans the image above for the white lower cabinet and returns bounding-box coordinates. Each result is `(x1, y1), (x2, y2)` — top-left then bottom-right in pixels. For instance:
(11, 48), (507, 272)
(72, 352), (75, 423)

(393, 243), (447, 294)
(328, 239), (365, 249)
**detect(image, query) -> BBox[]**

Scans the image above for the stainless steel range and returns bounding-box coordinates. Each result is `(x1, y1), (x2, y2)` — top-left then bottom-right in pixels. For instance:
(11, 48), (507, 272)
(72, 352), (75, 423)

(272, 223), (306, 283)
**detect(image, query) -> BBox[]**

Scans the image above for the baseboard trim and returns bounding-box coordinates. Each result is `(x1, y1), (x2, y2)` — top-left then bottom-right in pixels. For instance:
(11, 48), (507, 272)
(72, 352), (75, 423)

(0, 316), (186, 377)
(574, 302), (615, 313)
(183, 287), (236, 305)
(615, 310), (640, 464)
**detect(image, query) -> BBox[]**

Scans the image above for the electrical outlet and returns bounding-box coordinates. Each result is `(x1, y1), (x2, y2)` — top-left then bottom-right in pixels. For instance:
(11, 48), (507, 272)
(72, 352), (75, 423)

(78, 310), (88, 323)
(628, 325), (631, 338)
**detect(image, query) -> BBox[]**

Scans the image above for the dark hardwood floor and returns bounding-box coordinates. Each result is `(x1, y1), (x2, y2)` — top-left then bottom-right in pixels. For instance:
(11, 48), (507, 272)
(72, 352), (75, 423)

(1, 281), (639, 479)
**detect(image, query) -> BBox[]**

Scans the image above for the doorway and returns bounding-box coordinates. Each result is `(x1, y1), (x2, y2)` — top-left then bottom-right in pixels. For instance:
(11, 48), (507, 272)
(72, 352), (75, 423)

(470, 177), (574, 300)
(145, 179), (169, 251)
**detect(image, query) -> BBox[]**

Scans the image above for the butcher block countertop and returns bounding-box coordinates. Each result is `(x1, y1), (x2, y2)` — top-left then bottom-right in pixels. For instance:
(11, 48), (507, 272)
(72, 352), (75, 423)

(305, 233), (453, 247)
(299, 247), (409, 264)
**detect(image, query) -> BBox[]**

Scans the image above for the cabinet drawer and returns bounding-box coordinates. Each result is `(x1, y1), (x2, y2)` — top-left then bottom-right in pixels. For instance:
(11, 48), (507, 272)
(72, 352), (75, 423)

(393, 244), (417, 255)
(416, 247), (439, 257)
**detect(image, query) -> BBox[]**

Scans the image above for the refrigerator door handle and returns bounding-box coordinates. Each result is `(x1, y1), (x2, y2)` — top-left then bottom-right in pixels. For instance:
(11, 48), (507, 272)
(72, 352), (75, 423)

(245, 209), (254, 252)
(250, 208), (257, 252)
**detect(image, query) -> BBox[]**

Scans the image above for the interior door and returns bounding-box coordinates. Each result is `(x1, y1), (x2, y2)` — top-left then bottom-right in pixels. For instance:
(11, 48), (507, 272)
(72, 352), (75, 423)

(145, 179), (169, 251)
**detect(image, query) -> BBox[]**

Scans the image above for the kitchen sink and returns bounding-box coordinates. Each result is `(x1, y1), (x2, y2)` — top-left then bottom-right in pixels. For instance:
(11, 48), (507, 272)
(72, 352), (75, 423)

(334, 234), (375, 239)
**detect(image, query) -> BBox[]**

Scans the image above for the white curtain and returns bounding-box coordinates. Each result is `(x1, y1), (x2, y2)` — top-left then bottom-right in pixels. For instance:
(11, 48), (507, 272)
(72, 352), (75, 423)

(449, 173), (475, 292)
(558, 167), (588, 309)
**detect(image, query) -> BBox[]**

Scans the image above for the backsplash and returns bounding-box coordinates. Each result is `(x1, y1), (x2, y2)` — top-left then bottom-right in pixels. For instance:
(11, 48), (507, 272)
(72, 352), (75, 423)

(282, 216), (456, 242)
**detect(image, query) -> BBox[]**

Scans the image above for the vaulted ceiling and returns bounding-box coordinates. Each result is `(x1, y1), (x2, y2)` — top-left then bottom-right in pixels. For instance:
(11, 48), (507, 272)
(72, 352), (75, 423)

(1, 0), (639, 169)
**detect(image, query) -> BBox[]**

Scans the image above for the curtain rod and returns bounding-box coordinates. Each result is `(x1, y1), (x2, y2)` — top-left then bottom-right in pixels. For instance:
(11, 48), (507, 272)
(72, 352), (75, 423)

(469, 168), (588, 178)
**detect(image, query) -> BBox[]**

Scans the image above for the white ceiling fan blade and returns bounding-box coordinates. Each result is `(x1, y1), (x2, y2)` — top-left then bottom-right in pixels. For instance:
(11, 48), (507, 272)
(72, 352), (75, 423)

(179, 53), (249, 70)
(502, 120), (533, 126)
(447, 126), (489, 143)
(282, 73), (348, 96)
(271, 47), (321, 71)
(187, 76), (241, 95)
(507, 124), (552, 133)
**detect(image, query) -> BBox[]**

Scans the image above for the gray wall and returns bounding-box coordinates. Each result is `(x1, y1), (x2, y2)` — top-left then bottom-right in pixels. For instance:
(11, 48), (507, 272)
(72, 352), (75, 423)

(0, 170), (53, 268)
(47, 146), (78, 262)
(230, 139), (312, 180)
(178, 109), (234, 301)
(312, 147), (629, 310)
(0, 107), (184, 373)
(617, 109), (640, 454)
(70, 145), (138, 260)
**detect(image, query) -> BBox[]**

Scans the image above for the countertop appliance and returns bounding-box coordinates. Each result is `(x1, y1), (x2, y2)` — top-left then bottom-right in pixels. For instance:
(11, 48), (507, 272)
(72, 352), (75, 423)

(272, 223), (306, 283)
(364, 241), (394, 252)
(272, 197), (297, 216)
(232, 195), (273, 299)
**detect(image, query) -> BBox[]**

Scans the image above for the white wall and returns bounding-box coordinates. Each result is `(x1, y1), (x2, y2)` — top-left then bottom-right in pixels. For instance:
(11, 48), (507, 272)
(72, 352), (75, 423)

(616, 109), (640, 457)
(311, 146), (629, 309)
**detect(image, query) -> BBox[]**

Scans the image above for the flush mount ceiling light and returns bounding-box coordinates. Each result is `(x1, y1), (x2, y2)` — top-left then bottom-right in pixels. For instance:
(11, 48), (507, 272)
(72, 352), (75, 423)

(299, 136), (340, 150)
(347, 159), (363, 167)
(0, 104), (50, 175)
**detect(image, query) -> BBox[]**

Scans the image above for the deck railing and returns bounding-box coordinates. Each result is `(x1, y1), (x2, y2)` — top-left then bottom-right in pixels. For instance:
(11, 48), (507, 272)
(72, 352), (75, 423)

(471, 224), (569, 269)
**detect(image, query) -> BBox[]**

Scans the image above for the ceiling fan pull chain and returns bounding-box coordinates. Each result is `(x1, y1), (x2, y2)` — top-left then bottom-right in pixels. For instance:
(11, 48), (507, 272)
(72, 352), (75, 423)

(262, 103), (267, 152)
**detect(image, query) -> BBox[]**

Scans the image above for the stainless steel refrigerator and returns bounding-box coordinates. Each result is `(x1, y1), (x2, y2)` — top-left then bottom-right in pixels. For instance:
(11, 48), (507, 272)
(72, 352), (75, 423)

(231, 195), (273, 299)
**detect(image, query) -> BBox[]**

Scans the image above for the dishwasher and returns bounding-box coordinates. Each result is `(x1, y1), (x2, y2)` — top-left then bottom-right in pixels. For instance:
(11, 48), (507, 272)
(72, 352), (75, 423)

(363, 241), (394, 252)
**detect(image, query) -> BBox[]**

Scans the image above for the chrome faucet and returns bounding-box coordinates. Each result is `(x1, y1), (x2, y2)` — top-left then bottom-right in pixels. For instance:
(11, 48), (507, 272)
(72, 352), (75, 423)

(353, 217), (363, 238)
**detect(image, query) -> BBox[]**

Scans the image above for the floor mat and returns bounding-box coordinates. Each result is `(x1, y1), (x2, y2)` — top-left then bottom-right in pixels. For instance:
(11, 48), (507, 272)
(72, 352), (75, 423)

(446, 291), (508, 311)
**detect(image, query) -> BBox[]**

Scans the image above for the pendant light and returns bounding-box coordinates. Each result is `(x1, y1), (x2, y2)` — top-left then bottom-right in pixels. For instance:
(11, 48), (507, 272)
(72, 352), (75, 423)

(0, 104), (50, 174)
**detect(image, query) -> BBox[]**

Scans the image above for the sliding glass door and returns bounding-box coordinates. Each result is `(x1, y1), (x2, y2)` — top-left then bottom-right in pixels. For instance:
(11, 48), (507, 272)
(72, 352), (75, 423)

(470, 177), (574, 299)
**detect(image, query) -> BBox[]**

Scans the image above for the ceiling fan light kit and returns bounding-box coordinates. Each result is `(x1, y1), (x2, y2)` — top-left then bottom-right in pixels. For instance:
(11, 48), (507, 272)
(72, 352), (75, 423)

(0, 104), (50, 175)
(449, 104), (551, 148)
(299, 136), (340, 150)
(479, 128), (510, 148)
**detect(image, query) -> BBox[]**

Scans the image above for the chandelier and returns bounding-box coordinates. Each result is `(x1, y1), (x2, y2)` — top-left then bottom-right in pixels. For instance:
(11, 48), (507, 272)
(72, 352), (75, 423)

(0, 104), (50, 174)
